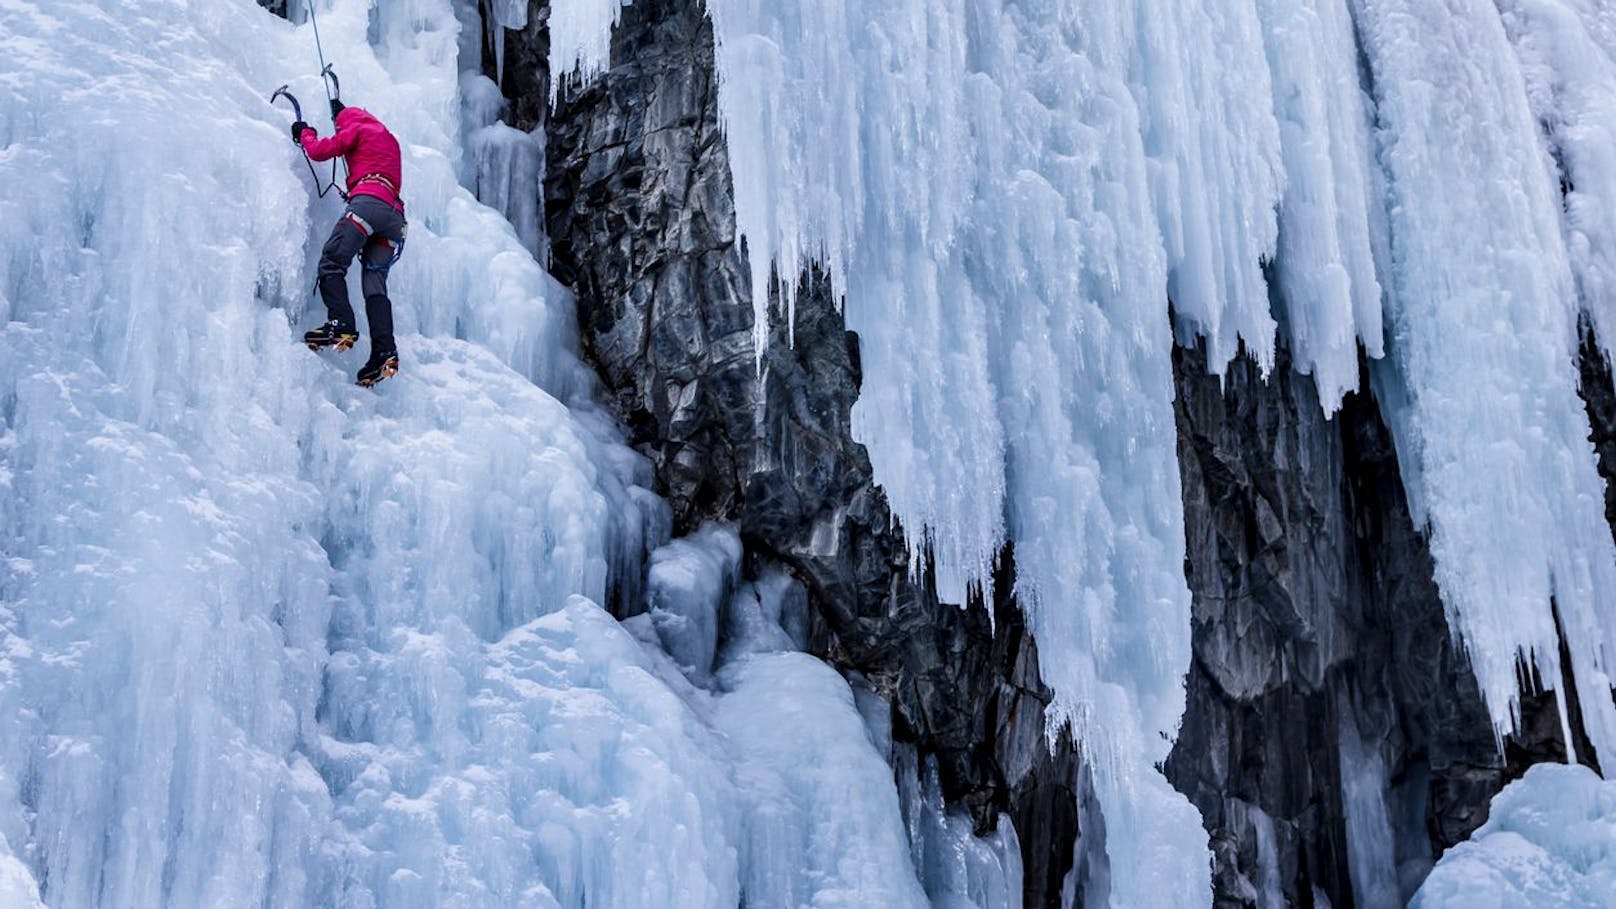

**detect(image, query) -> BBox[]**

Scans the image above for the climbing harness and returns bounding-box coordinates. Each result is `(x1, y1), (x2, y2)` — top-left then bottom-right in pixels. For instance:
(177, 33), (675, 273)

(363, 233), (407, 273)
(348, 173), (409, 271)
(269, 1), (348, 199)
(353, 172), (397, 196)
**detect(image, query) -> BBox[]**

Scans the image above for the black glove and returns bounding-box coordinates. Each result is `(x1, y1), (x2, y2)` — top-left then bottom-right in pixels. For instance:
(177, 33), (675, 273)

(290, 120), (310, 144)
(330, 99), (346, 119)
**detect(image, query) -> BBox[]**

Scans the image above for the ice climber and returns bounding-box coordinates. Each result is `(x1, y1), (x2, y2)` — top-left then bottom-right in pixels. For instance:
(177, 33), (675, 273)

(292, 97), (407, 387)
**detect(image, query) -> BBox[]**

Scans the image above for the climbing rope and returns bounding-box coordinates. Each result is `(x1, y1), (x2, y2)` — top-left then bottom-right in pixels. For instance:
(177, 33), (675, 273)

(307, 1), (350, 191)
(307, 0), (331, 78)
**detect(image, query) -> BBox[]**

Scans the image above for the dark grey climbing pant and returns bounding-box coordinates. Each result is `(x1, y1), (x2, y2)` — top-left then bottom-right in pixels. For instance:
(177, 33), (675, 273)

(318, 194), (407, 354)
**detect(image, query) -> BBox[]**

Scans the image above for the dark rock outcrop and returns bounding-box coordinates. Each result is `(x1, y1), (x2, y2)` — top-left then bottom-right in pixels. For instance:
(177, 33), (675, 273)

(1167, 333), (1592, 907)
(1580, 317), (1616, 543)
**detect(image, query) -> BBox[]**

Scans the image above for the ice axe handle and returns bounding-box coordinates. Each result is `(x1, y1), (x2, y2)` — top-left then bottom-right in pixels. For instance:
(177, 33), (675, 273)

(321, 65), (341, 102)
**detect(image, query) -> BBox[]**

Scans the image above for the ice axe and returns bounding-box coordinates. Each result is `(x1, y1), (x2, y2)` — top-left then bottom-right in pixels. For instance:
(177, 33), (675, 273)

(320, 64), (341, 104)
(269, 84), (304, 122)
(270, 84), (345, 201)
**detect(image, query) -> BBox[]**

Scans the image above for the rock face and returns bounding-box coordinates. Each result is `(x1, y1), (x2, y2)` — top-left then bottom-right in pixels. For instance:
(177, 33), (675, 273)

(1167, 338), (1527, 906)
(492, 1), (1603, 906)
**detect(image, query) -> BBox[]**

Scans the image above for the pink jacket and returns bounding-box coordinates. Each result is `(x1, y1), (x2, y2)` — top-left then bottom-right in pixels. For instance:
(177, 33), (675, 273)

(299, 107), (405, 212)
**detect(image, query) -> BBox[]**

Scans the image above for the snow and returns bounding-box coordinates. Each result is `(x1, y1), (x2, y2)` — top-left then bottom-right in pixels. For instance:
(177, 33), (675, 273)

(1413, 763), (1616, 909)
(0, 1), (1019, 906)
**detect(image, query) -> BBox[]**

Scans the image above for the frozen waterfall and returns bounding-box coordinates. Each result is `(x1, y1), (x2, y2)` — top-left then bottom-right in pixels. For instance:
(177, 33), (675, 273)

(5, 0), (1616, 905)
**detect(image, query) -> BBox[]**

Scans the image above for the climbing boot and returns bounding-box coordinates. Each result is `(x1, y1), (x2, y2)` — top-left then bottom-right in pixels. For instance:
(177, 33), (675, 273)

(305, 320), (359, 351)
(357, 349), (399, 387)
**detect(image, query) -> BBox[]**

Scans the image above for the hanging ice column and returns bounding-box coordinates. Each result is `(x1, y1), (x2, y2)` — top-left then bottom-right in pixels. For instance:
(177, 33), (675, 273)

(691, 0), (1299, 901)
(1351, 0), (1616, 766)
(1254, 0), (1388, 407)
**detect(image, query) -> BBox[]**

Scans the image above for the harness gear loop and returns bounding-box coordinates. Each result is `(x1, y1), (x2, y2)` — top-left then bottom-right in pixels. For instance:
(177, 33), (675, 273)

(354, 172), (398, 196)
(364, 221), (408, 273)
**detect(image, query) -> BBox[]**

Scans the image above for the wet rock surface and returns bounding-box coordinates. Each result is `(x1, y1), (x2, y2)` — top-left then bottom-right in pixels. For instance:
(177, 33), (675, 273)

(1167, 336), (1589, 907)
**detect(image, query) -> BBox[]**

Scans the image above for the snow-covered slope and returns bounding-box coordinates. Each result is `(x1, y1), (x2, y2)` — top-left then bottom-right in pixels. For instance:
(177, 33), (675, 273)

(0, 1), (1022, 906)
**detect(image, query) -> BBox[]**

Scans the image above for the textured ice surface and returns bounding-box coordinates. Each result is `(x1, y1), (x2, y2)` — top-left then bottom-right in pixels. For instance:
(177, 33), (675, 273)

(1413, 763), (1616, 909)
(1352, 0), (1616, 768)
(461, 73), (545, 258)
(716, 653), (932, 909)
(1497, 0), (1616, 357)
(895, 747), (1023, 909)
(1255, 0), (1387, 406)
(0, 835), (44, 909)
(1339, 704), (1400, 907)
(546, 0), (628, 101)
(0, 1), (1012, 906)
(646, 524), (744, 685)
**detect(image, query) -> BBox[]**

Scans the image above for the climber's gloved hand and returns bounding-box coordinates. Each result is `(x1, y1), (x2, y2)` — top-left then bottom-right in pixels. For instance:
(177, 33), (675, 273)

(291, 120), (310, 144)
(330, 99), (346, 119)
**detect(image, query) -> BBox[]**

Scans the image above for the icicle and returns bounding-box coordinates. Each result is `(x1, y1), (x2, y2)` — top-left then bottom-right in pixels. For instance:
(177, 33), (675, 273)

(1352, 0), (1616, 768)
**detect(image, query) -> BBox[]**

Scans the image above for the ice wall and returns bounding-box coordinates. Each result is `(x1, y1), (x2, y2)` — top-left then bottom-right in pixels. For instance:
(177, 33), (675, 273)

(0, 1), (976, 906)
(0, 0), (654, 903)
